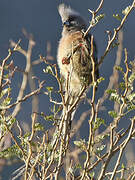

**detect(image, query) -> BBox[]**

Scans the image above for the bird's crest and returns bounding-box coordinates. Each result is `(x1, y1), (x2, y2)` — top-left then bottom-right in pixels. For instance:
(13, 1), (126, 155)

(58, 4), (80, 23)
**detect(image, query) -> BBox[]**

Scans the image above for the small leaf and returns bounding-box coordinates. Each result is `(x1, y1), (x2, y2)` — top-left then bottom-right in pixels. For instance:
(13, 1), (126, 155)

(44, 115), (54, 121)
(119, 82), (125, 90)
(89, 14), (105, 26)
(34, 123), (44, 131)
(121, 163), (125, 169)
(97, 77), (104, 84)
(75, 164), (82, 170)
(2, 97), (12, 107)
(110, 92), (120, 103)
(115, 65), (124, 74)
(127, 93), (135, 102)
(74, 139), (87, 151)
(5, 97), (11, 105)
(89, 172), (95, 178)
(129, 72), (135, 83)
(0, 88), (11, 98)
(43, 66), (54, 75)
(108, 111), (118, 118)
(10, 118), (16, 124)
(106, 89), (116, 94)
(93, 118), (105, 130)
(23, 132), (31, 140)
(122, 6), (131, 15)
(95, 14), (105, 22)
(95, 133), (109, 143)
(0, 145), (22, 158)
(96, 144), (106, 154)
(40, 112), (54, 121)
(7, 117), (16, 127)
(127, 104), (135, 111)
(112, 42), (119, 48)
(46, 86), (53, 92)
(113, 14), (122, 21)
(4, 74), (9, 79)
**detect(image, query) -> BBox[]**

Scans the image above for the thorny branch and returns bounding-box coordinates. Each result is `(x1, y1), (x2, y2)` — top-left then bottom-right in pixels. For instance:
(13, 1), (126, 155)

(80, 35), (97, 180)
(98, 0), (135, 67)
(0, 80), (45, 110)
(0, 40), (21, 95)
(83, 0), (104, 37)
(10, 36), (37, 118)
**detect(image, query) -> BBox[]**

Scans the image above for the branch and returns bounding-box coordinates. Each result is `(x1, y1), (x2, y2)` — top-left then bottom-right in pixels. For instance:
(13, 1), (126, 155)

(11, 38), (35, 118)
(0, 81), (45, 110)
(0, 40), (21, 95)
(110, 119), (135, 179)
(84, 0), (104, 37)
(98, 0), (135, 67)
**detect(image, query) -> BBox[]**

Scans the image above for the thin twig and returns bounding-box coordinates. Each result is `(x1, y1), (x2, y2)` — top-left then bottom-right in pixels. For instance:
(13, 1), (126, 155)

(110, 119), (135, 180)
(98, 1), (135, 67)
(83, 0), (104, 37)
(0, 81), (45, 110)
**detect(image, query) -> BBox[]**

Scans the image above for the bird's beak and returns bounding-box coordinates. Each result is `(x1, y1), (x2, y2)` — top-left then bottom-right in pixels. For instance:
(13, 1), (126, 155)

(63, 21), (70, 27)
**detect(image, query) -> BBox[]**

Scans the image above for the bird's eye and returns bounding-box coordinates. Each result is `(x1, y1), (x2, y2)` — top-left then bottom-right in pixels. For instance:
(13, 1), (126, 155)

(63, 21), (70, 26)
(63, 20), (78, 27)
(70, 20), (77, 25)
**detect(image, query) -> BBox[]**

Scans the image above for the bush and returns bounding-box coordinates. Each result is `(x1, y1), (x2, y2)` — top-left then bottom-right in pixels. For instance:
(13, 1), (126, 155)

(0, 0), (135, 179)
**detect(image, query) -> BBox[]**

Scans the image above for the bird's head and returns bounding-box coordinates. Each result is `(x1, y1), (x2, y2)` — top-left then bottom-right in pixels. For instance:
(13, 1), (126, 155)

(58, 4), (86, 34)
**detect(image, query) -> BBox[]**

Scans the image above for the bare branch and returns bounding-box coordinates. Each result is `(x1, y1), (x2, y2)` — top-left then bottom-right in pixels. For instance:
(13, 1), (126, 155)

(84, 0), (104, 37)
(0, 81), (45, 110)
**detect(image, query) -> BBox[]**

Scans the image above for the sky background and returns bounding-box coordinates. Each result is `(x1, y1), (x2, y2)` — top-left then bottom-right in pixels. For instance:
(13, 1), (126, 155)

(0, 0), (135, 179)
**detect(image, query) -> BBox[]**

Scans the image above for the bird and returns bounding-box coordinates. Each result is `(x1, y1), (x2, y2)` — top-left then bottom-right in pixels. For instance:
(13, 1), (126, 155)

(57, 4), (99, 98)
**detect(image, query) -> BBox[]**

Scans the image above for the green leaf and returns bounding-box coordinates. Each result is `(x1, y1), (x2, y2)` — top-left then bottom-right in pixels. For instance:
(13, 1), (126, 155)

(112, 42), (119, 48)
(115, 65), (124, 74)
(23, 132), (31, 140)
(127, 104), (135, 111)
(0, 88), (11, 98)
(119, 82), (125, 90)
(93, 118), (105, 130)
(4, 74), (9, 79)
(0, 145), (22, 158)
(34, 123), (44, 131)
(109, 91), (120, 103)
(113, 14), (122, 21)
(95, 144), (106, 154)
(97, 77), (105, 84)
(106, 89), (116, 94)
(129, 72), (135, 83)
(74, 139), (87, 151)
(127, 93), (135, 102)
(46, 86), (54, 92)
(89, 14), (105, 26)
(40, 112), (55, 121)
(95, 133), (109, 143)
(43, 66), (54, 75)
(7, 117), (16, 128)
(75, 164), (82, 170)
(108, 111), (118, 118)
(89, 171), (95, 178)
(95, 14), (105, 22)
(121, 163), (125, 169)
(122, 6), (131, 15)
(4, 97), (11, 105)
(44, 115), (54, 121)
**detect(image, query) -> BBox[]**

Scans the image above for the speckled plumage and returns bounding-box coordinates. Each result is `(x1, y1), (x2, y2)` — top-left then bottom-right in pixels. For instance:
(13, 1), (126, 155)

(57, 4), (99, 95)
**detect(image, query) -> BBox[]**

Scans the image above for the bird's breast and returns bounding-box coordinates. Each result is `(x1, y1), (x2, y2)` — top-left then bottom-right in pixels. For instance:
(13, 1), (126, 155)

(57, 31), (91, 94)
